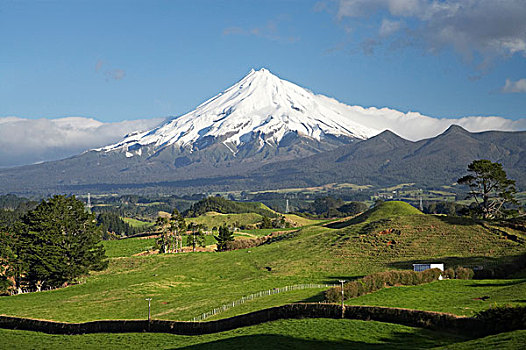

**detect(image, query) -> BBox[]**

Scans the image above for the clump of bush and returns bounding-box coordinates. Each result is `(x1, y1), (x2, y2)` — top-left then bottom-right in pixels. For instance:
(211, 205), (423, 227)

(454, 266), (474, 279)
(225, 237), (266, 250)
(442, 267), (455, 279)
(325, 268), (443, 303)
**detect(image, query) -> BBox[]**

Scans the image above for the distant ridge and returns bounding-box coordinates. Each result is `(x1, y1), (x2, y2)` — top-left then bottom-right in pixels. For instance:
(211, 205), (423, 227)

(252, 126), (526, 190)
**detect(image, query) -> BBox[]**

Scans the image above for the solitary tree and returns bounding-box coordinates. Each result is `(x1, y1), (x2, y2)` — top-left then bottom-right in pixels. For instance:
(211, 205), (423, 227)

(214, 225), (234, 252)
(186, 223), (206, 252)
(155, 216), (170, 253)
(18, 195), (107, 290)
(458, 159), (517, 219)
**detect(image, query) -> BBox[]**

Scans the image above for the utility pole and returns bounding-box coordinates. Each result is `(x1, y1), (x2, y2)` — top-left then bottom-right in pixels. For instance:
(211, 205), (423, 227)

(339, 280), (346, 318)
(87, 193), (92, 213)
(145, 298), (152, 330)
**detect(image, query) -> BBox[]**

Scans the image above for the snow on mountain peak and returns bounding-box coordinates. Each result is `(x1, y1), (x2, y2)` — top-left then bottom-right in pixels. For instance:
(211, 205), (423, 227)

(98, 68), (380, 155)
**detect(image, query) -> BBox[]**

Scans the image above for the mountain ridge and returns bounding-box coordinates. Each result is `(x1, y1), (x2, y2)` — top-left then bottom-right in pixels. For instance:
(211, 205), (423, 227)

(0, 69), (525, 195)
(96, 68), (379, 162)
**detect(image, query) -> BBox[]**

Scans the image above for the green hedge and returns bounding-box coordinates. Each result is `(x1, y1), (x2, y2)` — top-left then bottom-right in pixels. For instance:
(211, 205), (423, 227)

(475, 306), (526, 335)
(325, 268), (443, 303)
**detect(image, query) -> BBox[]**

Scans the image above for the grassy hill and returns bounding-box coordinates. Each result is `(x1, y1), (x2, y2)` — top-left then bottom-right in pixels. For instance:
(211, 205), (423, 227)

(327, 201), (422, 229)
(1, 206), (524, 322)
(184, 196), (278, 218)
(186, 212), (265, 229)
(1, 204), (525, 348)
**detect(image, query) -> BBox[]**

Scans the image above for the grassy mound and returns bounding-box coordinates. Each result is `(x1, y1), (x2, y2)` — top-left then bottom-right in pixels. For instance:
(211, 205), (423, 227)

(363, 201), (423, 221)
(327, 201), (422, 229)
(184, 197), (278, 218)
(187, 212), (265, 229)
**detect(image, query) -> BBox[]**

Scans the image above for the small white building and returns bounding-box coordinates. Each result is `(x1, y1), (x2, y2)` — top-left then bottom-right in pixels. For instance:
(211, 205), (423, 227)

(413, 263), (444, 272)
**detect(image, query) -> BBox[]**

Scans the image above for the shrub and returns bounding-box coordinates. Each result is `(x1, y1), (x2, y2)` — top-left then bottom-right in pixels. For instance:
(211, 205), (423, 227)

(443, 268), (455, 279)
(421, 268), (442, 282)
(454, 266), (474, 280)
(325, 268), (442, 303)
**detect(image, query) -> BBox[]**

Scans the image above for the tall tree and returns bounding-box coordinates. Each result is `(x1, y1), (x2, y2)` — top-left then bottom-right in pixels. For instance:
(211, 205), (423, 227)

(18, 195), (107, 290)
(186, 223), (206, 252)
(155, 216), (169, 253)
(458, 159), (517, 219)
(214, 225), (234, 252)
(169, 209), (186, 253)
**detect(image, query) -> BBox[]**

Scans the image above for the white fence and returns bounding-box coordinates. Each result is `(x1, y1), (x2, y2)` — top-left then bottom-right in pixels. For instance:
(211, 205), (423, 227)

(192, 283), (336, 321)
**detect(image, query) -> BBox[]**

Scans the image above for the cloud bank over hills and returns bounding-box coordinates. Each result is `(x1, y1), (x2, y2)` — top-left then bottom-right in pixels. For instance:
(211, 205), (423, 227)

(2, 109), (523, 169)
(0, 116), (164, 167)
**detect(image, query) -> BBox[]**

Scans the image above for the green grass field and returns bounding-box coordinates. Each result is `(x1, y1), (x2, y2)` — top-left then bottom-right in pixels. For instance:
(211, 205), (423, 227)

(103, 238), (156, 258)
(0, 319), (468, 349)
(122, 217), (154, 229)
(1, 201), (525, 348)
(347, 279), (526, 316)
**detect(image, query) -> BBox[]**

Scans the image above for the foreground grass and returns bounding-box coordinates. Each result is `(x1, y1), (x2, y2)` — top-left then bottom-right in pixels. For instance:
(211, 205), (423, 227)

(0, 319), (466, 350)
(347, 279), (526, 316)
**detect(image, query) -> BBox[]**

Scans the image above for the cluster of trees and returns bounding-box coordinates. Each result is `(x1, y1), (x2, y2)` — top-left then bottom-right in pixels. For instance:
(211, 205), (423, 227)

(96, 212), (139, 239)
(422, 201), (467, 216)
(214, 225), (234, 252)
(0, 195), (107, 294)
(153, 209), (233, 253)
(298, 196), (368, 218)
(155, 209), (188, 253)
(184, 196), (278, 218)
(259, 215), (290, 229)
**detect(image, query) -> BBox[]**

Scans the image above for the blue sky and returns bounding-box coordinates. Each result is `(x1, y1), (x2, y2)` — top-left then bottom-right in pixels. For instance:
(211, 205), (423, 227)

(2, 0), (526, 122)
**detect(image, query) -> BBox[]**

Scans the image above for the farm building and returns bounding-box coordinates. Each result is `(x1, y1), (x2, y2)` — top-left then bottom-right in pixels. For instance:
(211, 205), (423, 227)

(413, 263), (444, 272)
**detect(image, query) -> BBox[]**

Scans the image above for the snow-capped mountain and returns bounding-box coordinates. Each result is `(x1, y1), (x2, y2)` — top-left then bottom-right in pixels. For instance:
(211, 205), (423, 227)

(97, 68), (380, 160)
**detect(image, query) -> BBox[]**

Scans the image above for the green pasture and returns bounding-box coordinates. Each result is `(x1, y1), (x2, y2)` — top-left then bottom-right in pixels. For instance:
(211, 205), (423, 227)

(347, 279), (526, 316)
(103, 238), (156, 258)
(1, 201), (525, 348)
(122, 217), (154, 229)
(0, 318), (468, 350)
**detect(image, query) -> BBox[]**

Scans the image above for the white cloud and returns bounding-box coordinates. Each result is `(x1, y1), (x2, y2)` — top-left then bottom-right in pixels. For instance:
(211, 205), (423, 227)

(502, 78), (526, 93)
(379, 19), (402, 37)
(0, 116), (164, 167)
(364, 110), (526, 141)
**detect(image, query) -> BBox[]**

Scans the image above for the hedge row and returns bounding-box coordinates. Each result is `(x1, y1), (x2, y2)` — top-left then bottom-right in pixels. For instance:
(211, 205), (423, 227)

(442, 266), (475, 280)
(325, 269), (443, 303)
(475, 305), (526, 335)
(1, 304), (524, 337)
